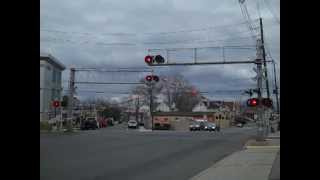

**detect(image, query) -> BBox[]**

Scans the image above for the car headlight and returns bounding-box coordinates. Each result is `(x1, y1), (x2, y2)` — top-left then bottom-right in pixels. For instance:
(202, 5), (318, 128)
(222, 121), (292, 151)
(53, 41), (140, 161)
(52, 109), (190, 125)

(205, 126), (208, 129)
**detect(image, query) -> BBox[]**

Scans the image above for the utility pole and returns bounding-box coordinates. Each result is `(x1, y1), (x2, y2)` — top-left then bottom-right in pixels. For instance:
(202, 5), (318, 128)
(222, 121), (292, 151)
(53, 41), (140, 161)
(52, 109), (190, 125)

(149, 83), (154, 130)
(259, 18), (271, 99)
(135, 95), (140, 123)
(256, 39), (265, 141)
(67, 68), (75, 132)
(273, 60), (280, 114)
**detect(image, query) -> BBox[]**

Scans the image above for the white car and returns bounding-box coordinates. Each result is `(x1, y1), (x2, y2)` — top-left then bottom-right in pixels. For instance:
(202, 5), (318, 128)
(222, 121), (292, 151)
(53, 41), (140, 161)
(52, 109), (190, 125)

(128, 120), (138, 129)
(237, 123), (244, 127)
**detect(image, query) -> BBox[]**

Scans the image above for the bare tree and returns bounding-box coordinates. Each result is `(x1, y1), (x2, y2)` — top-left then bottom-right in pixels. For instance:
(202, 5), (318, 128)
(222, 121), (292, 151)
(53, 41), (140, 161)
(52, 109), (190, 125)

(131, 74), (201, 112)
(131, 78), (162, 109)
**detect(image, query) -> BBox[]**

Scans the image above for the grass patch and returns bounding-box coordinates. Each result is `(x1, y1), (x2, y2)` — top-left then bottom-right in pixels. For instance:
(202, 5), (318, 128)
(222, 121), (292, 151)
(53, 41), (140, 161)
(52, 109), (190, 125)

(40, 121), (52, 131)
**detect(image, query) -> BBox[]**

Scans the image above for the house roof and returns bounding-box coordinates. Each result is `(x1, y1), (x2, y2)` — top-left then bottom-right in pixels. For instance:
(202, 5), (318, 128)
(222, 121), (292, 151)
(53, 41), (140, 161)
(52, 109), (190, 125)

(40, 53), (66, 70)
(207, 101), (222, 109)
(222, 102), (235, 110)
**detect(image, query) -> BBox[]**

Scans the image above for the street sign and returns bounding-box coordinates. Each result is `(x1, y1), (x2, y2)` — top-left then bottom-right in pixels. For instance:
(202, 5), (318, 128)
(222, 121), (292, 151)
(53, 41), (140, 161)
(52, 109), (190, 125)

(52, 101), (60, 108)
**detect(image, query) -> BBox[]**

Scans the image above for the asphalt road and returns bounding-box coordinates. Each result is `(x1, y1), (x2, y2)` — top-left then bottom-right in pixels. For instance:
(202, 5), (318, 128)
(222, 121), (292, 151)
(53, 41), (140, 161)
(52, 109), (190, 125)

(40, 124), (256, 180)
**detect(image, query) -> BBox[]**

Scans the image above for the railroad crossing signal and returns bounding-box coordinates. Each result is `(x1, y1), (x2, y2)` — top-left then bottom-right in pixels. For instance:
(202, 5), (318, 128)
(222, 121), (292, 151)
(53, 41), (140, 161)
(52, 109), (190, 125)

(144, 55), (165, 65)
(145, 75), (160, 82)
(247, 98), (273, 108)
(247, 98), (258, 107)
(52, 100), (60, 108)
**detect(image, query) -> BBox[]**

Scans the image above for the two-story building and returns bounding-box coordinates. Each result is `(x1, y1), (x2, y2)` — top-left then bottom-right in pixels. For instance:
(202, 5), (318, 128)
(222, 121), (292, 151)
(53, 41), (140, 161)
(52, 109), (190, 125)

(40, 53), (65, 121)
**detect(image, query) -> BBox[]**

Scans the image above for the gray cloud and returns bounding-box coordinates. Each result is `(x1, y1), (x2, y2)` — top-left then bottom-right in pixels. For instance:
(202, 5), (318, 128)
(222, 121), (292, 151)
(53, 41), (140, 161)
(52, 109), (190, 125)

(41, 0), (280, 101)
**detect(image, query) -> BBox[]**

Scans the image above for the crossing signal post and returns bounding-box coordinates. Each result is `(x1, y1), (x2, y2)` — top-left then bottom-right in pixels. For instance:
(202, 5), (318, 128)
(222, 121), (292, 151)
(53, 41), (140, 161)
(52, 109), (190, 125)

(145, 74), (160, 130)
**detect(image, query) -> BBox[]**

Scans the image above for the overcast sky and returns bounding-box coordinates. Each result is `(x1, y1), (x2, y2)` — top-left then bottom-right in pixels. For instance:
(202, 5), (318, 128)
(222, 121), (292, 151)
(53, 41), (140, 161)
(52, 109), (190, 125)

(40, 0), (280, 102)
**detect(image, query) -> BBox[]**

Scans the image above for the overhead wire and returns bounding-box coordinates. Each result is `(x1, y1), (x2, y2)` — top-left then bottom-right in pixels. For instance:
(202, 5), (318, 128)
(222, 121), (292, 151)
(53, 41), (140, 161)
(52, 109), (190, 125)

(40, 20), (257, 37)
(41, 35), (257, 47)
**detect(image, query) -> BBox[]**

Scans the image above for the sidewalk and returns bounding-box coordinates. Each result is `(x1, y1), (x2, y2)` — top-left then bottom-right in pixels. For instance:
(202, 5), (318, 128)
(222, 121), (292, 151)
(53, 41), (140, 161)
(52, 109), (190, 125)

(190, 131), (280, 180)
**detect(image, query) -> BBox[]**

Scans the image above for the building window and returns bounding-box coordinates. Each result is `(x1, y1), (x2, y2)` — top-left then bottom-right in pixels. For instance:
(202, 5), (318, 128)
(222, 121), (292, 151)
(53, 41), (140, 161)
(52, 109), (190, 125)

(52, 69), (56, 83)
(56, 90), (61, 100)
(51, 89), (55, 100)
(57, 71), (61, 85)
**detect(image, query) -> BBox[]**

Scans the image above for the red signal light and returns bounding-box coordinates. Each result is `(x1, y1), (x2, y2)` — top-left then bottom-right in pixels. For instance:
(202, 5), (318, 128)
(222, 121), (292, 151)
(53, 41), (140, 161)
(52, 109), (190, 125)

(145, 75), (160, 82)
(146, 75), (153, 82)
(247, 98), (258, 107)
(145, 55), (153, 64)
(52, 101), (60, 108)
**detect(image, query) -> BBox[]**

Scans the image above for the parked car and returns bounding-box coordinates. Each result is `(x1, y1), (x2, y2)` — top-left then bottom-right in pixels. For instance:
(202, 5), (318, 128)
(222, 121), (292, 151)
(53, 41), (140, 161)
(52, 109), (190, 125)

(193, 119), (208, 131)
(204, 123), (216, 131)
(199, 121), (207, 130)
(81, 117), (98, 130)
(128, 120), (138, 129)
(189, 121), (201, 131)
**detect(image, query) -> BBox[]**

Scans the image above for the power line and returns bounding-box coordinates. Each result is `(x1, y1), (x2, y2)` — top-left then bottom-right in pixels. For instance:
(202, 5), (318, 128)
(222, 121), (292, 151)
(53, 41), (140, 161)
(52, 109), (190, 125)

(40, 20), (257, 37)
(148, 45), (256, 53)
(74, 69), (152, 73)
(75, 81), (145, 85)
(142, 36), (257, 45)
(40, 35), (257, 47)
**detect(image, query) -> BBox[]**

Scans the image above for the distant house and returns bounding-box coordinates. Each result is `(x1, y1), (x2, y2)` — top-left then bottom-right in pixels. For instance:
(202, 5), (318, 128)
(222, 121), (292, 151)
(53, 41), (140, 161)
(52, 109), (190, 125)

(192, 101), (208, 112)
(155, 102), (170, 112)
(192, 98), (238, 125)
(40, 53), (65, 121)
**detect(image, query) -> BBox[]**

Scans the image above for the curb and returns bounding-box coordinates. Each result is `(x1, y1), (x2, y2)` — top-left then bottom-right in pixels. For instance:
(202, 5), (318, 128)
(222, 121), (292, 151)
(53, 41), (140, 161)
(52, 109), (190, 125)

(245, 145), (280, 150)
